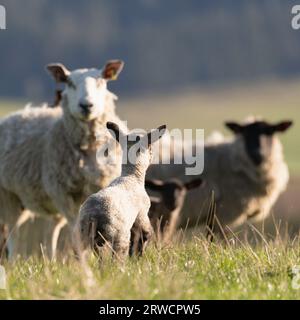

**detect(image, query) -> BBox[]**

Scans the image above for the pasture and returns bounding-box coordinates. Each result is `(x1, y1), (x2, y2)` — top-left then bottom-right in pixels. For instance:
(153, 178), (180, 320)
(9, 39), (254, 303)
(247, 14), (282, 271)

(1, 236), (300, 299)
(0, 79), (299, 299)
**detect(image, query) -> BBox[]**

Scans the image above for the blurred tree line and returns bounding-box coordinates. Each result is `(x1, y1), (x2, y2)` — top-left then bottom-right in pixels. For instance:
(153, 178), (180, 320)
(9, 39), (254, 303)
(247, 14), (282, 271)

(0, 0), (300, 100)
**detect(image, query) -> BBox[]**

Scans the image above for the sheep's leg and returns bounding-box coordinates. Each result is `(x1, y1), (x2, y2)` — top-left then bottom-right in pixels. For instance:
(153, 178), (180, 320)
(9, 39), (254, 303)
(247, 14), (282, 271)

(51, 215), (68, 260)
(133, 212), (153, 256)
(129, 224), (141, 257)
(15, 209), (34, 229)
(0, 188), (53, 257)
(162, 209), (180, 243)
(113, 236), (130, 261)
(11, 209), (35, 257)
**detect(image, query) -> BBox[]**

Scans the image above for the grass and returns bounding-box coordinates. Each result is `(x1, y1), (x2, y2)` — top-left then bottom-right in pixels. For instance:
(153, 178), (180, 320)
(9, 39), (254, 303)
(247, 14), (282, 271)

(1, 234), (300, 300)
(0, 78), (299, 300)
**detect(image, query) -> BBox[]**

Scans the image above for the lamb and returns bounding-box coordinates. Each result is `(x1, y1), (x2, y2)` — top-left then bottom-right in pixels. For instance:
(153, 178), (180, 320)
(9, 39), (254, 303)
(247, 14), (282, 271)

(0, 60), (128, 258)
(143, 178), (203, 241)
(77, 122), (167, 260)
(147, 118), (293, 235)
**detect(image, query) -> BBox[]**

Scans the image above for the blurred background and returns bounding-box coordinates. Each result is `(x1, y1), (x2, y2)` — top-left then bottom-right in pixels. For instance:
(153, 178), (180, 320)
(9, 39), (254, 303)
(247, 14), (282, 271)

(0, 0), (299, 251)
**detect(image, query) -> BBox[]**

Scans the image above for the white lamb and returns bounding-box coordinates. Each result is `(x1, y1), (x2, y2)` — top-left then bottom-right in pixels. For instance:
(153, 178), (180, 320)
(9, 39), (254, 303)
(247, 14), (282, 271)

(78, 122), (167, 259)
(0, 60), (128, 257)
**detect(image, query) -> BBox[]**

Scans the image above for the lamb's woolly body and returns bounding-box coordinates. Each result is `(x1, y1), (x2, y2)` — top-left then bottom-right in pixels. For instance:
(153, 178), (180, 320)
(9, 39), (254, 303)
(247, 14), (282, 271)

(79, 174), (151, 256)
(148, 134), (289, 230)
(0, 92), (127, 225)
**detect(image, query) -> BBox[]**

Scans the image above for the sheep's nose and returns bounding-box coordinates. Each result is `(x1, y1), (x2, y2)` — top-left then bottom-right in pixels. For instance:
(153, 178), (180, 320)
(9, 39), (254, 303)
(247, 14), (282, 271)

(79, 102), (93, 113)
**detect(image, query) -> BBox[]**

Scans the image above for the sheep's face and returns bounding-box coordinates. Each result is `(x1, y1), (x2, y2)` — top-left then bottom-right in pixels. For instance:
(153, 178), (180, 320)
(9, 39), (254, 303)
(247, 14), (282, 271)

(151, 180), (187, 211)
(106, 122), (167, 174)
(226, 120), (293, 166)
(146, 178), (203, 211)
(46, 60), (124, 121)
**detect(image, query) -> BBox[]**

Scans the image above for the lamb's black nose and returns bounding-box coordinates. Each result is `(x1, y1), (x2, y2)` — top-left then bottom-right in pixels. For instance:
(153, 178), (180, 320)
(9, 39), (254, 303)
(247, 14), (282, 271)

(79, 102), (93, 113)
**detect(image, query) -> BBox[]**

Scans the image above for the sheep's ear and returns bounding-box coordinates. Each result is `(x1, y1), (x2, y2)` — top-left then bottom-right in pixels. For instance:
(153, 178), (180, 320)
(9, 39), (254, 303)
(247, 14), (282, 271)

(106, 122), (125, 143)
(272, 121), (293, 133)
(147, 125), (167, 146)
(145, 179), (164, 191)
(225, 122), (243, 134)
(46, 63), (70, 83)
(184, 178), (203, 190)
(102, 60), (124, 81)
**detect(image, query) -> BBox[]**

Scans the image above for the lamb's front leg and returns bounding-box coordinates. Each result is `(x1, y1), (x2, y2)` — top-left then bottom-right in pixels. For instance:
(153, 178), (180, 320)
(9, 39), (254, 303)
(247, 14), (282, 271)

(131, 211), (154, 257)
(111, 232), (131, 262)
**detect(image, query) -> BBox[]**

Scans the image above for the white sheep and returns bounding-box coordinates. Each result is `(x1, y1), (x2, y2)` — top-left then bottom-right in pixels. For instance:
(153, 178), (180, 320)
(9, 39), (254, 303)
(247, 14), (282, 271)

(77, 122), (167, 260)
(147, 118), (293, 235)
(0, 60), (128, 258)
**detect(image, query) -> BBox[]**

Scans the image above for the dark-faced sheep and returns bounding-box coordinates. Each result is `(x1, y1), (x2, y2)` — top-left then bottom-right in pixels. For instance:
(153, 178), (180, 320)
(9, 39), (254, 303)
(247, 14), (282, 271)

(147, 118), (293, 235)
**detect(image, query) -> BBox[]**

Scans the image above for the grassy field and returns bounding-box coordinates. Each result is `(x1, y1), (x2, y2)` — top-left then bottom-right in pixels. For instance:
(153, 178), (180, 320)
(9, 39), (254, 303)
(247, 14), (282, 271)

(1, 235), (300, 299)
(0, 79), (299, 300)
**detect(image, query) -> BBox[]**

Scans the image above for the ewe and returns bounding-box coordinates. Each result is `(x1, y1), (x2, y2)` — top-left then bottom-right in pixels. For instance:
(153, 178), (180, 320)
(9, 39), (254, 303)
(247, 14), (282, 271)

(148, 119), (293, 235)
(0, 60), (127, 258)
(78, 122), (167, 260)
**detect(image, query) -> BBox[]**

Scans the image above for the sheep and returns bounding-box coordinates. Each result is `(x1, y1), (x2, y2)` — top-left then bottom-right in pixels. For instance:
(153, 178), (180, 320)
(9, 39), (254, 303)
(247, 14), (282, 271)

(0, 60), (128, 258)
(142, 177), (203, 242)
(77, 122), (167, 260)
(147, 118), (293, 235)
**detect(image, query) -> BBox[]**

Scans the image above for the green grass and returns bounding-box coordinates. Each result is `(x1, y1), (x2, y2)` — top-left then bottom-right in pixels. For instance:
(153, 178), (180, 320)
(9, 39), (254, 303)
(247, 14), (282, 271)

(1, 235), (300, 300)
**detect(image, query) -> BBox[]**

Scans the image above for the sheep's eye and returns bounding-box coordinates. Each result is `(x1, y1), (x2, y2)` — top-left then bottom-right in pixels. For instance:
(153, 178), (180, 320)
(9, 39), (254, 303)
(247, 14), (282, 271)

(66, 78), (76, 90)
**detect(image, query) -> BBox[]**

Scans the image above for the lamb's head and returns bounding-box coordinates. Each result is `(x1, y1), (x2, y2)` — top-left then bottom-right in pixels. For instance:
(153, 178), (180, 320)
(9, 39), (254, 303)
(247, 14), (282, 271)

(107, 122), (167, 176)
(146, 178), (203, 211)
(46, 60), (124, 120)
(225, 119), (293, 166)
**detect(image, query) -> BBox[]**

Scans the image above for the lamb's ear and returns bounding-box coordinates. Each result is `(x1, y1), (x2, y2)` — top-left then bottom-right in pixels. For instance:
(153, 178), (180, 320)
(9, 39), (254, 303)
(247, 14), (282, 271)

(106, 122), (125, 143)
(46, 63), (70, 83)
(225, 122), (243, 134)
(147, 125), (167, 146)
(102, 60), (124, 81)
(145, 179), (164, 191)
(184, 178), (203, 190)
(272, 120), (293, 133)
